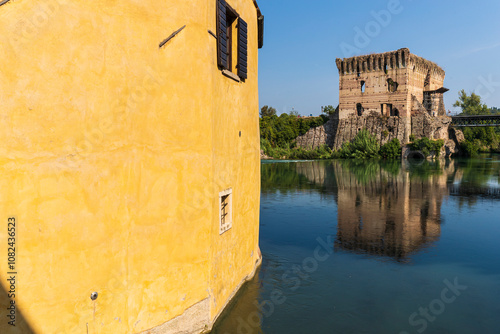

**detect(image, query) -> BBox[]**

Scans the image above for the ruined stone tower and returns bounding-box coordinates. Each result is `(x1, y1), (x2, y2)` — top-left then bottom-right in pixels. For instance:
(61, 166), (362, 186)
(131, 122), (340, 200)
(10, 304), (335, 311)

(335, 48), (448, 119)
(296, 48), (461, 153)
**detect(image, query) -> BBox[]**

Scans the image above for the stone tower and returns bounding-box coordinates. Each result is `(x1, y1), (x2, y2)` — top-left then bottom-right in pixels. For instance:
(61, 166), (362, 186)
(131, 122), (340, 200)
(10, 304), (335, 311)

(335, 48), (448, 119)
(296, 48), (461, 154)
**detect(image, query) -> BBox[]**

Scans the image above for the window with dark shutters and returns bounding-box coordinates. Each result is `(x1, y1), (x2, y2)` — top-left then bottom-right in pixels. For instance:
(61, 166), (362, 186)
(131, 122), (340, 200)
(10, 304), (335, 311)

(237, 17), (248, 80)
(216, 0), (250, 81)
(216, 0), (228, 69)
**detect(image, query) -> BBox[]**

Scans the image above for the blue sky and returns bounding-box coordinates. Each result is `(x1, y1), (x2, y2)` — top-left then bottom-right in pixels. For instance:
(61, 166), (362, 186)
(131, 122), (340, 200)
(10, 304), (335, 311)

(257, 0), (500, 116)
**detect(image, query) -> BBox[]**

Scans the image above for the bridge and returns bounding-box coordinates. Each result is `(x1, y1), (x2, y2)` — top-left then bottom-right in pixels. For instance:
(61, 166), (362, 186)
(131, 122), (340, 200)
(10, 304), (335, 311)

(451, 115), (500, 127)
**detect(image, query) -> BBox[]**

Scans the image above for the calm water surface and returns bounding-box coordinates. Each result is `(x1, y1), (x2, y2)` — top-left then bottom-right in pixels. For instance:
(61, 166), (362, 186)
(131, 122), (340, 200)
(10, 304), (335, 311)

(213, 157), (500, 334)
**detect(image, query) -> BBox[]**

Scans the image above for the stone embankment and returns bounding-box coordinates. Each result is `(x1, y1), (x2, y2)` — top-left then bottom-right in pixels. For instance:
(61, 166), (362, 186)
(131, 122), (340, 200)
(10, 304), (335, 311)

(295, 112), (464, 157)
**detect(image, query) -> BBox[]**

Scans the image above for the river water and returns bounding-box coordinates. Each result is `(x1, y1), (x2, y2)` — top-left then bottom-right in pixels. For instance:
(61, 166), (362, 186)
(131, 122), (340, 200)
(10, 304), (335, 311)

(212, 156), (500, 334)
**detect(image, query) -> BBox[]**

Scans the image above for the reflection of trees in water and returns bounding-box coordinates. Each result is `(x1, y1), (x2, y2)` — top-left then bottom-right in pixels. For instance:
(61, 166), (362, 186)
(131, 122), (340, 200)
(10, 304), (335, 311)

(261, 162), (317, 195)
(451, 155), (500, 208)
(261, 161), (337, 197)
(406, 159), (444, 180)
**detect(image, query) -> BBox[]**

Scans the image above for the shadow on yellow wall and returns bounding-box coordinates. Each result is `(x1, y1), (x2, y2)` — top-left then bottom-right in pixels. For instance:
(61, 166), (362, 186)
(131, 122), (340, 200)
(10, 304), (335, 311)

(0, 282), (35, 334)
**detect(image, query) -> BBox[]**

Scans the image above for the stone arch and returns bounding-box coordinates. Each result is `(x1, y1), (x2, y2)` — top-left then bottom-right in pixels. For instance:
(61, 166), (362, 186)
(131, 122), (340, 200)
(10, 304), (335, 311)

(408, 151), (425, 160)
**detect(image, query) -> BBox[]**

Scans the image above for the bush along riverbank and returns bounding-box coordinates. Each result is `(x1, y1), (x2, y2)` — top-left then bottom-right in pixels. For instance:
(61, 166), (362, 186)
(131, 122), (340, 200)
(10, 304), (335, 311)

(405, 135), (445, 159)
(261, 128), (404, 160)
(260, 126), (455, 161)
(260, 113), (329, 159)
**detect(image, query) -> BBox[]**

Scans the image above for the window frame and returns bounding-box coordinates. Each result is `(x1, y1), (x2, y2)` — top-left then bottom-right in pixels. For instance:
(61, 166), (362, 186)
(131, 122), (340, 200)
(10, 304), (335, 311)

(216, 0), (248, 81)
(225, 5), (238, 72)
(219, 188), (233, 235)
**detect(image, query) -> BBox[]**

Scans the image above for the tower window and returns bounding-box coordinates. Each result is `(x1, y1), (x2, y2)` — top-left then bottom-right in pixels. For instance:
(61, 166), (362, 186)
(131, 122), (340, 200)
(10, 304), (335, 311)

(387, 78), (398, 93)
(424, 70), (431, 90)
(381, 103), (393, 116)
(357, 103), (364, 116)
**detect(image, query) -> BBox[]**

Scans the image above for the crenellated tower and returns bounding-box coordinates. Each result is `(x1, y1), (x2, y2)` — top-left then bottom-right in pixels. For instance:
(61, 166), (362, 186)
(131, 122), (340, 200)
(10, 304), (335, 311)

(335, 48), (447, 120)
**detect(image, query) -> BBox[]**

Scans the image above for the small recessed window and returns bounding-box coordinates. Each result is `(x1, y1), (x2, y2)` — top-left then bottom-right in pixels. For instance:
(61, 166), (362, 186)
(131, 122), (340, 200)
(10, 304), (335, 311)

(356, 103), (364, 116)
(381, 103), (393, 116)
(387, 78), (398, 93)
(424, 70), (431, 89)
(361, 81), (365, 93)
(219, 188), (233, 235)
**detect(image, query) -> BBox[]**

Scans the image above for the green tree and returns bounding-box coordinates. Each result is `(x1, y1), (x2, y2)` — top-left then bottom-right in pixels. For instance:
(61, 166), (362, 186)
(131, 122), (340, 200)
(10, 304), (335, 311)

(453, 90), (499, 154)
(321, 105), (337, 116)
(289, 109), (299, 117)
(453, 90), (490, 115)
(259, 113), (328, 158)
(260, 105), (277, 118)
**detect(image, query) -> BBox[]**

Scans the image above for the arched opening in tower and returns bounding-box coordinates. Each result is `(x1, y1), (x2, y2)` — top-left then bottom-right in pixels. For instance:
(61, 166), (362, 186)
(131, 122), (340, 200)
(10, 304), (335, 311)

(356, 103), (364, 116)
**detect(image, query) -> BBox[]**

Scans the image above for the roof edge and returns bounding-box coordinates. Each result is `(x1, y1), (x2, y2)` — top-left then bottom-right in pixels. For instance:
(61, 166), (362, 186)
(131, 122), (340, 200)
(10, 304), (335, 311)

(253, 0), (262, 17)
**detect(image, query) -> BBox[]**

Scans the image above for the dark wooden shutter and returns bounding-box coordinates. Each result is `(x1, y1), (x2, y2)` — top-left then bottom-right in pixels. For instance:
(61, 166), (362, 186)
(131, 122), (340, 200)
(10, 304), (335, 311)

(258, 16), (264, 49)
(217, 0), (228, 69)
(237, 17), (248, 80)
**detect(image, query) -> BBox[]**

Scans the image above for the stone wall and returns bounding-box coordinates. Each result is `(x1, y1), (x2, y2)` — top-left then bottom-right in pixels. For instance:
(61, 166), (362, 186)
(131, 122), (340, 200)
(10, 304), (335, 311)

(296, 114), (410, 150)
(295, 122), (330, 149)
(331, 114), (410, 149)
(411, 112), (451, 140)
(296, 112), (463, 154)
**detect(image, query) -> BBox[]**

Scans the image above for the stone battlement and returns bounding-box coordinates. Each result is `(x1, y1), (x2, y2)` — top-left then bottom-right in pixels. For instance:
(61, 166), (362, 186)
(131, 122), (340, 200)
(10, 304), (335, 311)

(335, 48), (445, 79)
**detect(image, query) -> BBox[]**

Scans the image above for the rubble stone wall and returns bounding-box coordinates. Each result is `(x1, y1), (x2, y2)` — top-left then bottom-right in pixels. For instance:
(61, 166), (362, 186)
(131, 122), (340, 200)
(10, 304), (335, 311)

(296, 113), (461, 152)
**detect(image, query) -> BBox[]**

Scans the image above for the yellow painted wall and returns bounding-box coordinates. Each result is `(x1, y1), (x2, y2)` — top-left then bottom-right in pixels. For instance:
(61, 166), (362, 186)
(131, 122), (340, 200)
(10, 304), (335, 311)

(0, 0), (261, 333)
(208, 0), (261, 321)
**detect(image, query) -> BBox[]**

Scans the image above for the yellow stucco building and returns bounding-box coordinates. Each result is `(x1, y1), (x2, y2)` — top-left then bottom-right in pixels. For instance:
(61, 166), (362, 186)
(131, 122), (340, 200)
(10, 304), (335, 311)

(0, 0), (263, 333)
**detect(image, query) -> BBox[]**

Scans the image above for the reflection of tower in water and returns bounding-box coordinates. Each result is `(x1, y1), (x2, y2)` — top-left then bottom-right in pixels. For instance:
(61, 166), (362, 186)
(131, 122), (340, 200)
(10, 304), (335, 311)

(292, 161), (453, 262)
(333, 161), (449, 262)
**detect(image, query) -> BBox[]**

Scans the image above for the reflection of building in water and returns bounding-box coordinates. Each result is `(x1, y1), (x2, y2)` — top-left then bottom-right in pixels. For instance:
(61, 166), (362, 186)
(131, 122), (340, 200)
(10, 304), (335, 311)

(334, 162), (450, 261)
(294, 160), (456, 261)
(212, 269), (262, 334)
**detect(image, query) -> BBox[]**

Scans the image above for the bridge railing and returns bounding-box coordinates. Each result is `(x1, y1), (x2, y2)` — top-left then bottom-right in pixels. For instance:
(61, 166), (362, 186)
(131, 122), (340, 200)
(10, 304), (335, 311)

(451, 115), (500, 127)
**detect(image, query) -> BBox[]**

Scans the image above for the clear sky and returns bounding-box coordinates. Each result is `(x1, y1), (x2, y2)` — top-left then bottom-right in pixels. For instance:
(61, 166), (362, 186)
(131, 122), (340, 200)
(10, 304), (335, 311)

(257, 0), (500, 116)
